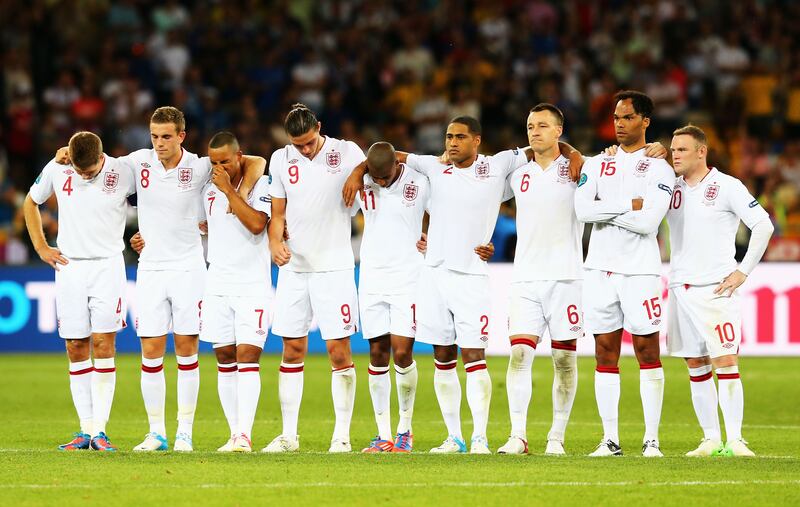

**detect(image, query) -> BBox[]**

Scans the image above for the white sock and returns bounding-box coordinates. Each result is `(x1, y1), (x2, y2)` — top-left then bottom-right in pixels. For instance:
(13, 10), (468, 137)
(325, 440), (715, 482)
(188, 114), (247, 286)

(217, 363), (238, 436)
(176, 354), (199, 436)
(465, 360), (491, 441)
(434, 359), (462, 440)
(368, 364), (392, 440)
(236, 363), (261, 438)
(595, 367), (620, 443)
(141, 356), (166, 436)
(278, 362), (304, 438)
(549, 345), (578, 443)
(395, 361), (418, 434)
(640, 362), (664, 443)
(68, 359), (93, 435)
(717, 366), (744, 441)
(331, 364), (356, 441)
(688, 365), (721, 441)
(506, 339), (535, 440)
(91, 357), (116, 436)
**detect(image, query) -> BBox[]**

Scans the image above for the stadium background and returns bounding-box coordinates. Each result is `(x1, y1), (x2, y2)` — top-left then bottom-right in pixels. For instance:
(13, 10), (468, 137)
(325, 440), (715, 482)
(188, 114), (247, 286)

(1, 0), (799, 354)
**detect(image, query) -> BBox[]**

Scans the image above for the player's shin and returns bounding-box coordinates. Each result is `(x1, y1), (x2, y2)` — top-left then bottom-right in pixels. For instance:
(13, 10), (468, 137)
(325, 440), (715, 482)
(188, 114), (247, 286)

(68, 359), (94, 435)
(717, 366), (744, 441)
(639, 361), (665, 443)
(688, 365), (721, 441)
(217, 363), (239, 436)
(236, 363), (261, 438)
(506, 339), (535, 440)
(433, 359), (463, 440)
(465, 360), (491, 440)
(176, 354), (200, 437)
(395, 361), (418, 434)
(91, 357), (116, 436)
(549, 344), (578, 443)
(331, 364), (356, 442)
(595, 366), (620, 443)
(141, 356), (166, 436)
(368, 364), (392, 440)
(278, 362), (304, 438)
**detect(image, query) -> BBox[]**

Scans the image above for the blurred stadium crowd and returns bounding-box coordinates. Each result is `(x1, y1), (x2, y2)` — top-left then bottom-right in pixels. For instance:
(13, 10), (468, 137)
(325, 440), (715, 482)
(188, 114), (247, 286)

(2, 0), (800, 264)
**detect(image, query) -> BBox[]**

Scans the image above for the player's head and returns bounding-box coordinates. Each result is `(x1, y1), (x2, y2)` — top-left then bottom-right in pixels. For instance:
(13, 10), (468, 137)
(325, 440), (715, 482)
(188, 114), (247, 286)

(150, 106), (186, 162)
(670, 125), (708, 177)
(285, 103), (322, 159)
(68, 131), (104, 180)
(366, 142), (400, 188)
(527, 103), (564, 154)
(208, 131), (243, 180)
(613, 90), (653, 147)
(446, 116), (481, 165)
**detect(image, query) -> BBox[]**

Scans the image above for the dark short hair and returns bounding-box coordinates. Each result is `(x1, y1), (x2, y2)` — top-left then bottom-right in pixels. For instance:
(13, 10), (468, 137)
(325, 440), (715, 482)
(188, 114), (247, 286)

(530, 103), (564, 126)
(68, 131), (102, 169)
(673, 125), (708, 146)
(209, 131), (240, 150)
(151, 106), (186, 132)
(613, 90), (655, 119)
(449, 116), (482, 135)
(284, 103), (319, 137)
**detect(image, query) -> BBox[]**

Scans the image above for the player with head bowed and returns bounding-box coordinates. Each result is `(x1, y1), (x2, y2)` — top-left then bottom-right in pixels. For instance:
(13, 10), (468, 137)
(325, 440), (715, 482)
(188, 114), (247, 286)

(574, 90), (675, 457)
(196, 131), (272, 453)
(667, 125), (773, 457)
(24, 131), (135, 451)
(263, 104), (365, 453)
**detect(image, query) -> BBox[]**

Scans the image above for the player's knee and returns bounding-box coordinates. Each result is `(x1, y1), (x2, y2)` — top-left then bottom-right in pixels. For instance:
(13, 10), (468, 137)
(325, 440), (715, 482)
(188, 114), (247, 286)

(282, 341), (306, 363)
(65, 339), (90, 361)
(461, 348), (485, 364)
(214, 346), (236, 364)
(393, 347), (413, 368)
(509, 343), (533, 369)
(328, 346), (351, 368)
(92, 334), (116, 358)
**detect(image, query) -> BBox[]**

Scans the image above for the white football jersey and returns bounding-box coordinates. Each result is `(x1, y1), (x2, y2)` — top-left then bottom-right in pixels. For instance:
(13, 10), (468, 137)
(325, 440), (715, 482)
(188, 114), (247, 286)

(356, 164), (429, 294)
(119, 148), (211, 271)
(667, 167), (769, 286)
(203, 175), (272, 296)
(269, 136), (366, 272)
(29, 156), (135, 259)
(509, 154), (583, 281)
(575, 147), (675, 275)
(406, 149), (527, 275)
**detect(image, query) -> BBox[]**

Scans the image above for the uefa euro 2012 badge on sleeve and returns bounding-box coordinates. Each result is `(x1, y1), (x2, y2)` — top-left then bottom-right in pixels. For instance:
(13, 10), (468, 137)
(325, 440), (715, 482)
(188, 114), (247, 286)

(578, 173), (587, 187)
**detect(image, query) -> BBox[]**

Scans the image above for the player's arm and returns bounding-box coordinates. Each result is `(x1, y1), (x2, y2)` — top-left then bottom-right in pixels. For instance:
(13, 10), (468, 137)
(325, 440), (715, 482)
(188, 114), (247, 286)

(603, 142), (671, 162)
(211, 167), (267, 234)
(573, 163), (632, 223)
(609, 169), (674, 235)
(343, 150), (411, 207)
(268, 197), (291, 265)
(236, 155), (267, 202)
(23, 194), (68, 270)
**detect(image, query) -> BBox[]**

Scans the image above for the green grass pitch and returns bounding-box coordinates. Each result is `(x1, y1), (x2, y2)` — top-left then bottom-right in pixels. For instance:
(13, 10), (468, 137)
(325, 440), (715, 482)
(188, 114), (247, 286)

(1, 354), (798, 506)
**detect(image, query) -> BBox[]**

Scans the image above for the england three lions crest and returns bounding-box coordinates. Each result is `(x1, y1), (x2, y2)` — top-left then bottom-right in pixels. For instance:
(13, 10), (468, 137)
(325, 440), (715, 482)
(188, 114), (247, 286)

(704, 184), (720, 202)
(403, 183), (418, 203)
(178, 167), (193, 188)
(326, 150), (342, 173)
(103, 172), (119, 192)
(557, 161), (570, 182)
(475, 161), (490, 179)
(635, 160), (651, 176)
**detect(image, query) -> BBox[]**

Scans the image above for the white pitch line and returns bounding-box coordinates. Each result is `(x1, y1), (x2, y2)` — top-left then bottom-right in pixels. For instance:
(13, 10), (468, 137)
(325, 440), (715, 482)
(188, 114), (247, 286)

(1, 480), (799, 490)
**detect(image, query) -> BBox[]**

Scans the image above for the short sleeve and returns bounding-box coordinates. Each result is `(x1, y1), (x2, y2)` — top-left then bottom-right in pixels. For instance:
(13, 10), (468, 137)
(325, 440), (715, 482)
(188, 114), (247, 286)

(198, 157), (212, 186)
(347, 141), (366, 169)
(268, 150), (286, 198)
(29, 161), (57, 204)
(251, 176), (272, 216)
(728, 178), (769, 228)
(492, 148), (529, 177)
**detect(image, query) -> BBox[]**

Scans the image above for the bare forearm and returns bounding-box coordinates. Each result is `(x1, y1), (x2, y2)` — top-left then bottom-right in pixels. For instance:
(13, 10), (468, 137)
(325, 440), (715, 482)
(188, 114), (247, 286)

(23, 197), (48, 252)
(224, 190), (267, 234)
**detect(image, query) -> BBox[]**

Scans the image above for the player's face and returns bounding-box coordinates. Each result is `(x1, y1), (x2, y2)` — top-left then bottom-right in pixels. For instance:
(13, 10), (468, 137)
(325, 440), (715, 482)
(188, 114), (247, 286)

(370, 160), (400, 188)
(526, 110), (562, 153)
(208, 145), (243, 179)
(670, 134), (704, 176)
(288, 124), (322, 159)
(613, 99), (649, 146)
(445, 123), (480, 164)
(150, 122), (186, 162)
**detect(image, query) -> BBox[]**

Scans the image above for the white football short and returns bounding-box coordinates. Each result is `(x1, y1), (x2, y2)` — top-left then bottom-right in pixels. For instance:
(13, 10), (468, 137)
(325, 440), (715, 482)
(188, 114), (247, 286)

(508, 280), (583, 341)
(135, 268), (206, 337)
(414, 265), (490, 349)
(271, 268), (359, 340)
(667, 283), (742, 359)
(359, 291), (416, 340)
(55, 254), (127, 339)
(583, 269), (662, 335)
(199, 294), (270, 348)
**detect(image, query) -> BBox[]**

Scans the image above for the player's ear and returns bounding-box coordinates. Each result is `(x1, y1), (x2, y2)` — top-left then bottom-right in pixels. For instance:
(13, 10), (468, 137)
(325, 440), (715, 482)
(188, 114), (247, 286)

(315, 121), (322, 132)
(474, 134), (481, 147)
(642, 116), (651, 129)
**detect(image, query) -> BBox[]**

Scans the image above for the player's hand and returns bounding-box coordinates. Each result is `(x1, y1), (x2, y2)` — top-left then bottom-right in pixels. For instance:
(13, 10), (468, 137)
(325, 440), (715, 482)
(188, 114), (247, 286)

(632, 198), (644, 211)
(130, 231), (145, 254)
(474, 242), (495, 261)
(603, 145), (619, 157)
(342, 171), (365, 208)
(567, 152), (583, 182)
(438, 150), (451, 164)
(198, 221), (208, 234)
(211, 167), (234, 195)
(55, 146), (70, 165)
(714, 270), (747, 297)
(644, 142), (668, 159)
(283, 223), (290, 241)
(270, 240), (291, 266)
(36, 245), (68, 270)
(416, 232), (427, 254)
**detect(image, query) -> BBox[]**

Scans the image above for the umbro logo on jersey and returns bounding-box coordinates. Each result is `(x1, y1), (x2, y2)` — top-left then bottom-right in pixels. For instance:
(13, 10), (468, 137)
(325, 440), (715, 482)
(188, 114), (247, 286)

(704, 184), (720, 201)
(140, 162), (151, 168)
(208, 190), (216, 196)
(64, 169), (74, 175)
(288, 159), (298, 164)
(658, 183), (673, 195)
(475, 161), (490, 179)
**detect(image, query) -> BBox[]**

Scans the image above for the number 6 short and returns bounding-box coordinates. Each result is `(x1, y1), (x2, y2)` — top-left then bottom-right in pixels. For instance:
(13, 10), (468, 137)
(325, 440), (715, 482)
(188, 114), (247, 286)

(666, 283), (742, 359)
